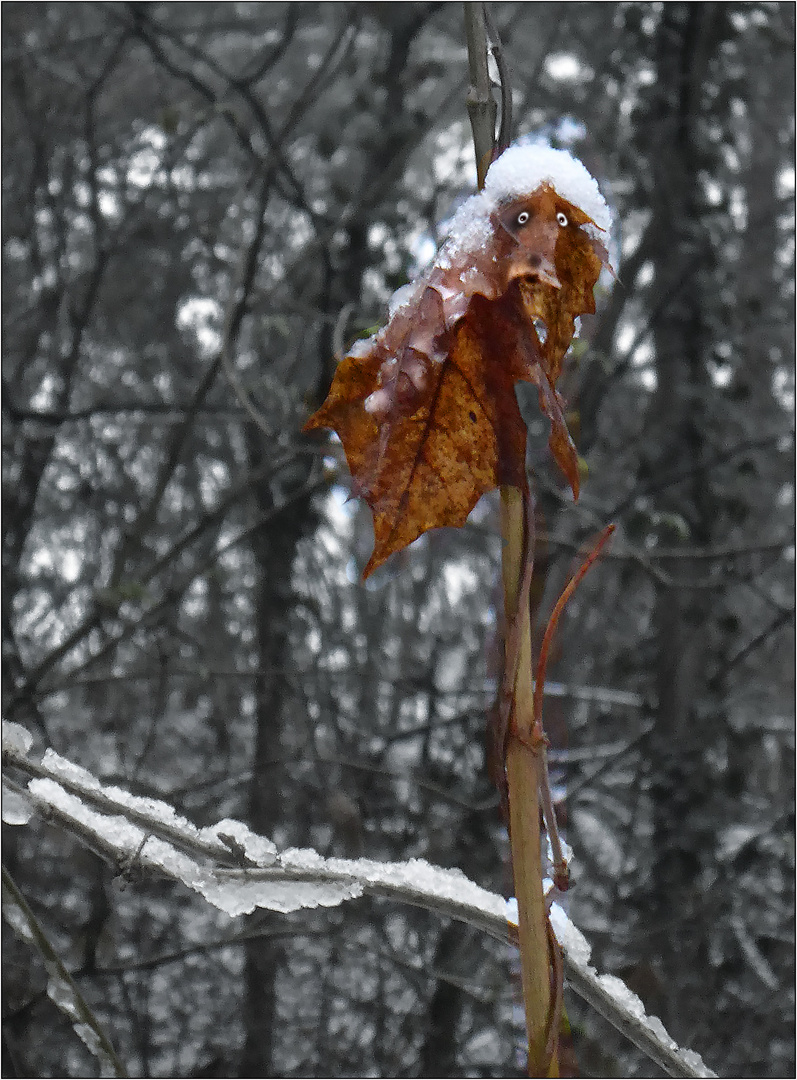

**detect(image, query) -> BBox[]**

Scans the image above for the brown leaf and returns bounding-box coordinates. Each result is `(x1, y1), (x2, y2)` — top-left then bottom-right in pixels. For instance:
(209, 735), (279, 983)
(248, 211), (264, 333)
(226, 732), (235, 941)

(305, 184), (609, 577)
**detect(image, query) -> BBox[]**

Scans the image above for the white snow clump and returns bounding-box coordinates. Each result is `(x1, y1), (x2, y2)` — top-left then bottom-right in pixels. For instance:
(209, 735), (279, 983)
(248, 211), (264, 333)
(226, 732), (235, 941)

(441, 143), (611, 266)
(484, 144), (611, 231)
(549, 900), (592, 967)
(202, 818), (278, 866)
(2, 781), (34, 825)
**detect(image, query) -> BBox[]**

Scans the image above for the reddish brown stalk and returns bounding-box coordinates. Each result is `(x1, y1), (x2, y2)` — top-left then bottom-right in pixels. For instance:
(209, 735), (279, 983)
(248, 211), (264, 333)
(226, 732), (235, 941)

(503, 495), (536, 715)
(533, 523), (615, 890)
(533, 524), (616, 734)
(542, 915), (565, 1073)
(501, 488), (556, 1077)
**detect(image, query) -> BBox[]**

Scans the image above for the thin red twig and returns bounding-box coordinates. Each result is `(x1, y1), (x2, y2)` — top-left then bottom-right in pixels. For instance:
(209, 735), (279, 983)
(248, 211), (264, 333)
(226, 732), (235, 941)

(532, 523), (615, 888)
(533, 524), (616, 733)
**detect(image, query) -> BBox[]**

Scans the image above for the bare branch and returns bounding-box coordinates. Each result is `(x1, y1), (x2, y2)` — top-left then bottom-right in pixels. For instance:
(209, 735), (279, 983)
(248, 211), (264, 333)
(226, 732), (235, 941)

(2, 864), (128, 1077)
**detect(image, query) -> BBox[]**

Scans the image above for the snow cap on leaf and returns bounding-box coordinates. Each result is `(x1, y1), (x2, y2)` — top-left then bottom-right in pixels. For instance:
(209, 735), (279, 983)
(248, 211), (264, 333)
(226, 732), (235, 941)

(483, 144), (611, 232)
(442, 143), (611, 264)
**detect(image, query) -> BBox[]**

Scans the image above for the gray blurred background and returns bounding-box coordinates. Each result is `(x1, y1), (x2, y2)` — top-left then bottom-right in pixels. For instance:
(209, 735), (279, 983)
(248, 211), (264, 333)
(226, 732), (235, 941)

(3, 3), (794, 1076)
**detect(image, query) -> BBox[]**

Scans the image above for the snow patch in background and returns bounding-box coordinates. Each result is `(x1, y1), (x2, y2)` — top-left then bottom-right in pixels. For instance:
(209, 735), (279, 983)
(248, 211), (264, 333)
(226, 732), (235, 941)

(3, 719), (34, 754)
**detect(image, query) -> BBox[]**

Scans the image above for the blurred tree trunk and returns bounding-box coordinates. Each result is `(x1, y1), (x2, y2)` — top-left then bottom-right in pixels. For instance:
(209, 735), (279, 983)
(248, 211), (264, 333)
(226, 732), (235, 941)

(240, 461), (314, 1075)
(239, 12), (460, 1073)
(731, 11), (794, 488)
(639, 1), (720, 1030)
(723, 9), (795, 803)
(418, 922), (462, 1077)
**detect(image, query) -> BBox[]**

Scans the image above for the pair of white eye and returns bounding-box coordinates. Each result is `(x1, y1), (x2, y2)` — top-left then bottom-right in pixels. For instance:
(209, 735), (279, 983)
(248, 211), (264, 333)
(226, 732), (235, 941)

(515, 210), (569, 227)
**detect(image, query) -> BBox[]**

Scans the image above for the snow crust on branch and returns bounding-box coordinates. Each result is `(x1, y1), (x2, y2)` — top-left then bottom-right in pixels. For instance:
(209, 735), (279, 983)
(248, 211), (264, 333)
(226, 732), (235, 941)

(529, 901), (713, 1078)
(2, 723), (715, 1079)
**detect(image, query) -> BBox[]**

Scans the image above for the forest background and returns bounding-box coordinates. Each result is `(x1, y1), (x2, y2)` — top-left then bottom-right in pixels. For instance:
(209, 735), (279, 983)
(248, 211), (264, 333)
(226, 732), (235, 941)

(2, 3), (794, 1077)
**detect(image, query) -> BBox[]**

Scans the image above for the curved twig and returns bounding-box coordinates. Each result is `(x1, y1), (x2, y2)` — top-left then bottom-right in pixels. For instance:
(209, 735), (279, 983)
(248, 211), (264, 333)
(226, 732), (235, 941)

(484, 6), (513, 154)
(491, 490), (536, 804)
(533, 523), (615, 888)
(533, 524), (616, 731)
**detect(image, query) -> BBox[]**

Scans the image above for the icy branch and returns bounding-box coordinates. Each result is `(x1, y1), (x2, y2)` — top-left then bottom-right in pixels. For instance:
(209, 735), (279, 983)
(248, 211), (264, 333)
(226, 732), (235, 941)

(3, 723), (716, 1078)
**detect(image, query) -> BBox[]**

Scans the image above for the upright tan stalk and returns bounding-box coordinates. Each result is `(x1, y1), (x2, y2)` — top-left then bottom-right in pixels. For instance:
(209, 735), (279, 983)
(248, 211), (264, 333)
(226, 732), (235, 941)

(463, 2), (497, 188)
(501, 488), (558, 1078)
(461, 10), (558, 1073)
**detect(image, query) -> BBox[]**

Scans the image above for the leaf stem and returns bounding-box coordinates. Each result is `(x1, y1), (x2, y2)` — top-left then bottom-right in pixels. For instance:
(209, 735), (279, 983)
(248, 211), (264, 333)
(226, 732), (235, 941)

(533, 524), (617, 732)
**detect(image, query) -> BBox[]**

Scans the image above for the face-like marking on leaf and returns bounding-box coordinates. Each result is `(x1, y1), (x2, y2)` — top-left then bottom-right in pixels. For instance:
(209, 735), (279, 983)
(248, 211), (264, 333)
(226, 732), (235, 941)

(496, 187), (573, 290)
(306, 160), (611, 577)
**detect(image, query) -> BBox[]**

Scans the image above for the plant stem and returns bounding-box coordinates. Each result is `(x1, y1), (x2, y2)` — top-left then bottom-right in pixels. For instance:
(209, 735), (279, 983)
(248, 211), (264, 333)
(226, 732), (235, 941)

(463, 4), (558, 1073)
(501, 487), (558, 1077)
(463, 2), (497, 187)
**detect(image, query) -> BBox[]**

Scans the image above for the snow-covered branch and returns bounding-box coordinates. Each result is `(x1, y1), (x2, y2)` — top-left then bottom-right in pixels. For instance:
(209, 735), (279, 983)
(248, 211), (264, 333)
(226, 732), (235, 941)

(2, 722), (716, 1079)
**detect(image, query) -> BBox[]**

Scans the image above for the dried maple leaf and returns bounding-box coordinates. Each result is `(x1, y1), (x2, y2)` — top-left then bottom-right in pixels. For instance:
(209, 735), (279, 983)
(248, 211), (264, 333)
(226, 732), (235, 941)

(305, 146), (611, 576)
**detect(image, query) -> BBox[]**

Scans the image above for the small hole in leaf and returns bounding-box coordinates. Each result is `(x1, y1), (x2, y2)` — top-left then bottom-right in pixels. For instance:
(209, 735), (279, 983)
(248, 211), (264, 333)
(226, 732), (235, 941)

(469, 411), (477, 422)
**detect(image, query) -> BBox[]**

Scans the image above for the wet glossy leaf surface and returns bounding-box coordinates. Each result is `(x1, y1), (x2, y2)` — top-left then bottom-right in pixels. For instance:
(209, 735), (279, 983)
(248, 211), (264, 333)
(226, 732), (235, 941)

(306, 185), (609, 576)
